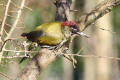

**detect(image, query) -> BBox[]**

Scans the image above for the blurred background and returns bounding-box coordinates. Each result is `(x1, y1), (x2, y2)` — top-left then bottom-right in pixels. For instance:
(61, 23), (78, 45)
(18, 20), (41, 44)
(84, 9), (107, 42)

(0, 0), (120, 80)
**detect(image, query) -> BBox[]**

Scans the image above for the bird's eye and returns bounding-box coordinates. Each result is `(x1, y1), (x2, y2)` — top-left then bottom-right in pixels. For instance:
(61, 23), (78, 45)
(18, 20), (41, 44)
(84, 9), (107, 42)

(71, 27), (78, 34)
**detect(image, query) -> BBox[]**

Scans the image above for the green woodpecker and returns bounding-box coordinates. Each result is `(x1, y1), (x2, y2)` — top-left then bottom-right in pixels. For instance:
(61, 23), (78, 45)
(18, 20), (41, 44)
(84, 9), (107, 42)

(21, 21), (88, 46)
(20, 21), (88, 63)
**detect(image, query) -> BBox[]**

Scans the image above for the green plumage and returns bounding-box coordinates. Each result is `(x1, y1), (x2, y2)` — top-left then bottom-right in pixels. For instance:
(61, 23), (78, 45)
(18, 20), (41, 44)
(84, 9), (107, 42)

(22, 22), (64, 45)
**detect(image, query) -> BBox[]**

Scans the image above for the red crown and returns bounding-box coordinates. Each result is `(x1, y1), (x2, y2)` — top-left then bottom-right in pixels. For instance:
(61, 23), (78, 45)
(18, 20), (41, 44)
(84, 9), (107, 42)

(61, 21), (79, 32)
(61, 21), (78, 27)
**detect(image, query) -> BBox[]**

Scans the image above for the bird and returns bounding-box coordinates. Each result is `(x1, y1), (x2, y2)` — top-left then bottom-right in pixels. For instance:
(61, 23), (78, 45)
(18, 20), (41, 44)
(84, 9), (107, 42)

(20, 21), (88, 63)
(21, 21), (88, 45)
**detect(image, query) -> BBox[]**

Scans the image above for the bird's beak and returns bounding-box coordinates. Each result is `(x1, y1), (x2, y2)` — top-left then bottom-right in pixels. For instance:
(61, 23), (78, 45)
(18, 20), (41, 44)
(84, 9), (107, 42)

(76, 32), (90, 38)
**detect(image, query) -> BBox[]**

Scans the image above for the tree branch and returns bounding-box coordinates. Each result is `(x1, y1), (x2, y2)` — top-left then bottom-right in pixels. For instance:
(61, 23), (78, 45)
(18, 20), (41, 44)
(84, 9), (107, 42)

(55, 0), (72, 21)
(0, 0), (11, 42)
(0, 0), (25, 63)
(78, 0), (120, 31)
(16, 49), (56, 80)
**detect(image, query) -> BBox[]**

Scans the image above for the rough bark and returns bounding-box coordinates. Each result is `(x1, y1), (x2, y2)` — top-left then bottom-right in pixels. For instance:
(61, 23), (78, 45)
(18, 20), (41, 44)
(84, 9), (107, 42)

(16, 49), (56, 80)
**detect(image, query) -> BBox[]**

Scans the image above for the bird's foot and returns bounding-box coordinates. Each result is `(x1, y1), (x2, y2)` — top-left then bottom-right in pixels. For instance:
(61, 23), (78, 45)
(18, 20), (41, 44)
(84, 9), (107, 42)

(54, 39), (67, 51)
(63, 48), (77, 68)
(28, 42), (38, 50)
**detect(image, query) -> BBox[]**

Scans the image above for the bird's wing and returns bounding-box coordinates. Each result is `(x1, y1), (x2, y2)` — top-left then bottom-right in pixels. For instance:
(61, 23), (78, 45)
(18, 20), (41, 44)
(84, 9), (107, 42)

(36, 22), (64, 45)
(27, 31), (45, 42)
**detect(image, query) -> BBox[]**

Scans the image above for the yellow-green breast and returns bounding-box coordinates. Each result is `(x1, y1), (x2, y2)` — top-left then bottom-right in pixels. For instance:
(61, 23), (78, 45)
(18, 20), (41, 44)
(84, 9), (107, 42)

(35, 22), (64, 45)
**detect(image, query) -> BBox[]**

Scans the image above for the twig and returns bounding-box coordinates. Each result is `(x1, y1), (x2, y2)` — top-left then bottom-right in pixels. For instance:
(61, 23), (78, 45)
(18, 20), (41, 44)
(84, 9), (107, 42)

(16, 49), (56, 80)
(6, 0), (25, 39)
(2, 55), (29, 59)
(98, 27), (116, 34)
(3, 49), (26, 53)
(11, 0), (32, 11)
(0, 72), (13, 80)
(0, 0), (26, 63)
(65, 54), (120, 61)
(24, 5), (32, 11)
(3, 48), (120, 61)
(79, 0), (120, 31)
(7, 14), (17, 19)
(3, 49), (38, 53)
(0, 1), (32, 11)
(0, 39), (12, 52)
(0, 0), (11, 42)
(3, 28), (8, 36)
(7, 15), (24, 23)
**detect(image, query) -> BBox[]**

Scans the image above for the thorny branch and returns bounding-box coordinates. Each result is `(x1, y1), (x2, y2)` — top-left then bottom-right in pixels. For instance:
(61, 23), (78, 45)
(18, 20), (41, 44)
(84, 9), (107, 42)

(16, 49), (57, 80)
(6, 0), (25, 39)
(0, 2), (32, 11)
(0, 0), (11, 42)
(0, 0), (26, 62)
(2, 49), (120, 61)
(0, 39), (12, 52)
(78, 0), (120, 31)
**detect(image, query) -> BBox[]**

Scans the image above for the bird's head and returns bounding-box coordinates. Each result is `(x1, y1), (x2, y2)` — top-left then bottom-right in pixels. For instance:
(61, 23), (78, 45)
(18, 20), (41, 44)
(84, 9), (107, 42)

(61, 21), (80, 36)
(61, 21), (79, 34)
(61, 21), (89, 38)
